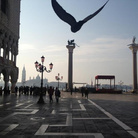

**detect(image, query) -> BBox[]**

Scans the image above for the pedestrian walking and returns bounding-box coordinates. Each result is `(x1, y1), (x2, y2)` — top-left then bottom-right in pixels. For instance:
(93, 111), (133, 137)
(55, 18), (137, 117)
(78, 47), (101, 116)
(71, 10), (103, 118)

(55, 87), (60, 103)
(15, 86), (18, 96)
(30, 86), (33, 95)
(48, 86), (54, 103)
(85, 87), (89, 99)
(19, 86), (22, 96)
(81, 87), (85, 97)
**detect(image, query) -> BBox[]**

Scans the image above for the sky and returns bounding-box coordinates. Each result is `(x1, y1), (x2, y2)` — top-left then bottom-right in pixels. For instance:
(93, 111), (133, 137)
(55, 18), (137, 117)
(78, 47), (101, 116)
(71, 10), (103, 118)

(17, 0), (138, 86)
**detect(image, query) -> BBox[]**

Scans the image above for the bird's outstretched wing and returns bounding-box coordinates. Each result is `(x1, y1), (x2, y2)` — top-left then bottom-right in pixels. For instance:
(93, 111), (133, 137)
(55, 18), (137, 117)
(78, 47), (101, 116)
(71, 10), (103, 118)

(51, 0), (77, 26)
(83, 0), (109, 23)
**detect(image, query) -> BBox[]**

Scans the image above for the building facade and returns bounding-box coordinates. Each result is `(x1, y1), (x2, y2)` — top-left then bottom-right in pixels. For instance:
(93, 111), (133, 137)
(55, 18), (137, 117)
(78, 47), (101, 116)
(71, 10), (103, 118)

(17, 75), (49, 88)
(0, 0), (20, 93)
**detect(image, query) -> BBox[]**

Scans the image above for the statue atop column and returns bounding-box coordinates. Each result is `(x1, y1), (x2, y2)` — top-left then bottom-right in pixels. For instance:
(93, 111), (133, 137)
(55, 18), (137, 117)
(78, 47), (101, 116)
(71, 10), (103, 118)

(68, 40), (75, 46)
(132, 36), (136, 44)
(67, 39), (79, 47)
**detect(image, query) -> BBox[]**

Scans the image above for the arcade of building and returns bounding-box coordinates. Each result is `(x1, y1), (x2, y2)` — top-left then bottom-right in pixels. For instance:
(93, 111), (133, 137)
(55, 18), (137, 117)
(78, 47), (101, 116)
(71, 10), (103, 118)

(0, 0), (20, 94)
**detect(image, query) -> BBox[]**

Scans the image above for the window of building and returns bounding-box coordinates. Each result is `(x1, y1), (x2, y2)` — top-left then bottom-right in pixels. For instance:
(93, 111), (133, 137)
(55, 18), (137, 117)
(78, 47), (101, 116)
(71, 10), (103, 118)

(1, 0), (8, 14)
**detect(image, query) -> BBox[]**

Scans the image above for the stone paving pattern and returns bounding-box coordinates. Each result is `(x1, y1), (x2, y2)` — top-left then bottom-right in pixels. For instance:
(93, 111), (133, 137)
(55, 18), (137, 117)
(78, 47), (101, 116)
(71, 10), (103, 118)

(0, 92), (138, 138)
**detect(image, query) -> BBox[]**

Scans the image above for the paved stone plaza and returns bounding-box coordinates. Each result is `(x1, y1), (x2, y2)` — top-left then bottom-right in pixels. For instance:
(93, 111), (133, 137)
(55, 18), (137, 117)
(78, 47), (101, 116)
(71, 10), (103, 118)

(0, 92), (138, 138)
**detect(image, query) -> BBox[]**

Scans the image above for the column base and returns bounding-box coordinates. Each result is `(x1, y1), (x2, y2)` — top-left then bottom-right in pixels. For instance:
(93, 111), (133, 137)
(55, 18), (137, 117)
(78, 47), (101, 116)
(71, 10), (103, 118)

(132, 89), (138, 94)
(37, 95), (45, 104)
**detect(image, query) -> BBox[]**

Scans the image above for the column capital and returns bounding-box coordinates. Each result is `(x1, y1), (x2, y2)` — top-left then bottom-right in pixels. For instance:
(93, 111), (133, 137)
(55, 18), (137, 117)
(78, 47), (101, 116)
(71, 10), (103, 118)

(129, 44), (138, 53)
(66, 45), (75, 53)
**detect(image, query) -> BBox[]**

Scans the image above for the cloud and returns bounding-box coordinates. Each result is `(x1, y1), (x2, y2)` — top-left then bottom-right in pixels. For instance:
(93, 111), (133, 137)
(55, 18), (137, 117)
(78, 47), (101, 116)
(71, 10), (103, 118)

(73, 37), (131, 64)
(19, 43), (36, 51)
(40, 45), (66, 53)
(75, 37), (130, 56)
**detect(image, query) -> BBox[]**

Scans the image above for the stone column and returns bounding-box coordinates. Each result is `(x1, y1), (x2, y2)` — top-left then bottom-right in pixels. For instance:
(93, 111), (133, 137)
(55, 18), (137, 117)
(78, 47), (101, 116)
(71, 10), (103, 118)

(14, 55), (16, 65)
(66, 45), (75, 91)
(11, 53), (13, 61)
(129, 43), (138, 93)
(11, 81), (16, 93)
(4, 74), (9, 95)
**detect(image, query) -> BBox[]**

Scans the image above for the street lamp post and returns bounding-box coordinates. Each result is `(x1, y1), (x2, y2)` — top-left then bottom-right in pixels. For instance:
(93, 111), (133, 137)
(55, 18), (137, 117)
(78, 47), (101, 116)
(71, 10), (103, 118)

(118, 80), (124, 91)
(55, 73), (63, 89)
(35, 56), (53, 104)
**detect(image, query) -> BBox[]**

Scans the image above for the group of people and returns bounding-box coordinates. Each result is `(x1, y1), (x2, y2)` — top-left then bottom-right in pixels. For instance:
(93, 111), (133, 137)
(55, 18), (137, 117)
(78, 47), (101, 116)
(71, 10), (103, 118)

(14, 85), (61, 103)
(48, 86), (61, 103)
(81, 87), (89, 99)
(14, 86), (43, 96)
(1, 85), (89, 102)
(15, 85), (61, 103)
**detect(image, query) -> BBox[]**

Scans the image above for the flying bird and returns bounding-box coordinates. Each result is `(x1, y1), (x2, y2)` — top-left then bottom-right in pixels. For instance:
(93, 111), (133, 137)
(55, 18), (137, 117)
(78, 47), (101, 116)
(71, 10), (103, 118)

(51, 0), (109, 33)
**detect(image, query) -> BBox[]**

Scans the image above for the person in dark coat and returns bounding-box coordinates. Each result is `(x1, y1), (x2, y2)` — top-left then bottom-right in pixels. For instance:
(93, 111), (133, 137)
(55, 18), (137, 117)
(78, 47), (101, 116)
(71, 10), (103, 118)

(85, 87), (89, 99)
(81, 87), (85, 97)
(55, 87), (60, 103)
(48, 86), (54, 103)
(15, 86), (18, 96)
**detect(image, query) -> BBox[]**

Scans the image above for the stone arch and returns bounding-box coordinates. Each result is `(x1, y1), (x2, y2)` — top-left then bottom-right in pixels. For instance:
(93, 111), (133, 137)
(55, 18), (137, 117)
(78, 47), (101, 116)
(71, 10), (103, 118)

(1, 67), (10, 94)
(0, 29), (5, 57)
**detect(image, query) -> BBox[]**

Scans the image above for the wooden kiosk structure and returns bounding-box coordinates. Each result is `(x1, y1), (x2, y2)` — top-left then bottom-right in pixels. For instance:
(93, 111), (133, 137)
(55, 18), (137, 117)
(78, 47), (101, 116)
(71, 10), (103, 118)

(95, 75), (116, 93)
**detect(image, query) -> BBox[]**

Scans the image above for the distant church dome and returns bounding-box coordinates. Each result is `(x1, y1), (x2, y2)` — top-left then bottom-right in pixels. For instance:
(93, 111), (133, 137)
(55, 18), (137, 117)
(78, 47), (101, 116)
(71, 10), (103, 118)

(36, 75), (40, 80)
